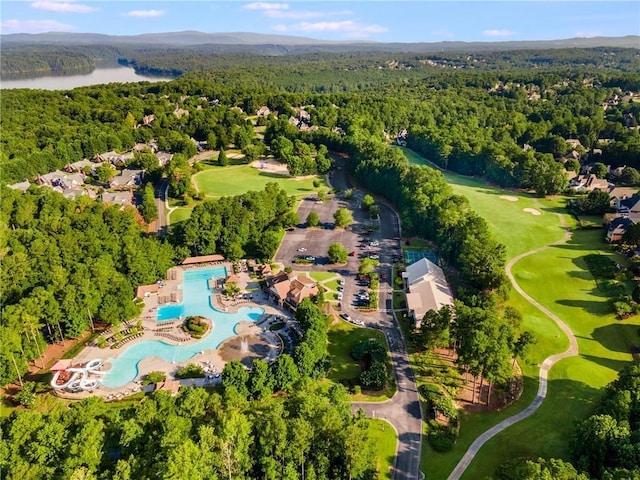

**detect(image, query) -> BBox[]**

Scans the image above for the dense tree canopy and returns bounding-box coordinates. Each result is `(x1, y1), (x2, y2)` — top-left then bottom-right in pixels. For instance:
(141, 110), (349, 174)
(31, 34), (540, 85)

(0, 186), (175, 385)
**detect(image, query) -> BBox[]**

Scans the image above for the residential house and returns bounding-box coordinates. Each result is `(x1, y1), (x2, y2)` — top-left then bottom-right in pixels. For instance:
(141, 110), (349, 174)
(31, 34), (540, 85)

(100, 191), (134, 209)
(173, 107), (189, 119)
(569, 174), (610, 192)
(109, 169), (144, 189)
(266, 272), (318, 310)
(95, 151), (129, 165)
(566, 139), (583, 150)
(156, 152), (174, 166)
(8, 181), (31, 192)
(65, 159), (97, 173)
(142, 114), (155, 126)
(62, 189), (88, 200)
(608, 188), (638, 211)
(256, 106), (271, 117)
(37, 170), (85, 190)
(401, 258), (454, 328)
(607, 217), (633, 243)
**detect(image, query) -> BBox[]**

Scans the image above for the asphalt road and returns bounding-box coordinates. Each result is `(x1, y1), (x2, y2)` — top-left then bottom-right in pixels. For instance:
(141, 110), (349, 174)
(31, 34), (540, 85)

(275, 159), (423, 480)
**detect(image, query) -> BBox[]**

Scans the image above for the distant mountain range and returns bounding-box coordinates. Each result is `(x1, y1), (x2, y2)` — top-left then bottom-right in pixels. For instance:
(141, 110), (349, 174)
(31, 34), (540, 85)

(2, 30), (639, 52)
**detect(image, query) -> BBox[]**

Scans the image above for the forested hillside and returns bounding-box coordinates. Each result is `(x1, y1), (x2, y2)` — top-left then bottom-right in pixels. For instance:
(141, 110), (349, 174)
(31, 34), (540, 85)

(1, 46), (640, 480)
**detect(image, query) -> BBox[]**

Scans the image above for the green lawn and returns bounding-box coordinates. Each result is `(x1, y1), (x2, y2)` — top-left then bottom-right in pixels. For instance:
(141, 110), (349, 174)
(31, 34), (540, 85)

(193, 164), (325, 198)
(169, 207), (192, 225)
(399, 148), (640, 478)
(324, 279), (341, 292)
(309, 271), (338, 282)
(368, 418), (398, 480)
(327, 319), (388, 382)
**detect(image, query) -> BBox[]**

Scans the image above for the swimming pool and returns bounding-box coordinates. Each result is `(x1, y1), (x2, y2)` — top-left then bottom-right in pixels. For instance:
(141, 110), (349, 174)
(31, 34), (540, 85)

(102, 267), (264, 388)
(157, 266), (227, 321)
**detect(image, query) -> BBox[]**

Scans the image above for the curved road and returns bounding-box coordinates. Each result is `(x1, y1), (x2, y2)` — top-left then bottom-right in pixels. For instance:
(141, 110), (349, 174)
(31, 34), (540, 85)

(447, 214), (579, 480)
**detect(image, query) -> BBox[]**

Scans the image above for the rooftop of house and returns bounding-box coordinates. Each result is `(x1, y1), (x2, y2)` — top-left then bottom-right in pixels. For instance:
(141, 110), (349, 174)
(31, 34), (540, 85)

(100, 191), (133, 206)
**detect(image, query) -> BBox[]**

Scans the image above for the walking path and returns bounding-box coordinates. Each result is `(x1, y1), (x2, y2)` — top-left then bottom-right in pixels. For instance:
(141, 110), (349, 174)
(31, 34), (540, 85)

(447, 214), (579, 480)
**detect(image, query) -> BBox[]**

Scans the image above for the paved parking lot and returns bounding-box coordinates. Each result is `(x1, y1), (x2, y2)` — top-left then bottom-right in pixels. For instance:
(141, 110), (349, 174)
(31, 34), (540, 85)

(275, 195), (369, 269)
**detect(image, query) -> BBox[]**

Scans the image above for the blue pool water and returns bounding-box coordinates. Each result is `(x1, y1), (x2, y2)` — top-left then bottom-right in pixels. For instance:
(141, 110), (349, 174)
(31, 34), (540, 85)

(102, 267), (264, 388)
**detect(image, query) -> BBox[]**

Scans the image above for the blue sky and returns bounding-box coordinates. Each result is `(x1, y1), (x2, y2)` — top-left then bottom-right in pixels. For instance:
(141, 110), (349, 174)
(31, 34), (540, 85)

(2, 1), (639, 42)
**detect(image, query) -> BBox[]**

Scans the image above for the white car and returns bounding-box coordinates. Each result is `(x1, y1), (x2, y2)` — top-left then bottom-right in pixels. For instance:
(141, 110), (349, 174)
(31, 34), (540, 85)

(337, 292), (343, 300)
(297, 247), (307, 252)
(370, 241), (379, 247)
(340, 313), (352, 321)
(369, 254), (379, 260)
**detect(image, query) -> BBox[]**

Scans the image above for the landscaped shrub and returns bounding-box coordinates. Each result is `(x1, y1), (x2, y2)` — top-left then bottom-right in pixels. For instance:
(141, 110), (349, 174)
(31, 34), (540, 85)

(419, 383), (458, 420)
(15, 382), (37, 408)
(352, 339), (388, 391)
(143, 371), (167, 385)
(359, 360), (386, 391)
(612, 299), (635, 319)
(428, 424), (457, 452)
(183, 316), (208, 338)
(175, 363), (204, 379)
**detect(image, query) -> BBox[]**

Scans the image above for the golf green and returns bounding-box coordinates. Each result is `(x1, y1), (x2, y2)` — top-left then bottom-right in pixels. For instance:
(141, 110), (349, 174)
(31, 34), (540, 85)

(193, 164), (324, 198)
(400, 148), (640, 478)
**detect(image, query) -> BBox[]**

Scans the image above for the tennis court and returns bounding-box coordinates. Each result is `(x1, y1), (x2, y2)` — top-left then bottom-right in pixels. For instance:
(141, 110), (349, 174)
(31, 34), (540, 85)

(404, 249), (438, 264)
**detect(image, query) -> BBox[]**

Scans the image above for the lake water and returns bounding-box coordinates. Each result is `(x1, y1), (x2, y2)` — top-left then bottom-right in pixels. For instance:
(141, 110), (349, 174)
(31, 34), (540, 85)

(0, 67), (174, 90)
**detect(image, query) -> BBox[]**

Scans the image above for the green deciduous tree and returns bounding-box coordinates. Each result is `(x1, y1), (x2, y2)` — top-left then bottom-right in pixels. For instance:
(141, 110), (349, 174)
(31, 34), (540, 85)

(333, 207), (354, 228)
(306, 210), (319, 227)
(327, 242), (348, 264)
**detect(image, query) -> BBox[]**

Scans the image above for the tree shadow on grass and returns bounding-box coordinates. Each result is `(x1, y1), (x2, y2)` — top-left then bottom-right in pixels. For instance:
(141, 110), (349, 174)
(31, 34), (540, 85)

(556, 298), (612, 315)
(257, 171), (291, 180)
(566, 270), (594, 281)
(590, 323), (640, 354)
(578, 353), (636, 374)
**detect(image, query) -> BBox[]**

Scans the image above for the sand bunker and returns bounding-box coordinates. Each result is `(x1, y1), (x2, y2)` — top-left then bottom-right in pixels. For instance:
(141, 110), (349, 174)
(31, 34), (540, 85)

(523, 208), (541, 216)
(251, 159), (289, 176)
(499, 195), (519, 202)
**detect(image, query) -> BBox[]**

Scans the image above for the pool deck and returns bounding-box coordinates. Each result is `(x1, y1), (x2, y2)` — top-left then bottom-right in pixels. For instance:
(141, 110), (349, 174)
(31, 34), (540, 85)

(68, 265), (290, 400)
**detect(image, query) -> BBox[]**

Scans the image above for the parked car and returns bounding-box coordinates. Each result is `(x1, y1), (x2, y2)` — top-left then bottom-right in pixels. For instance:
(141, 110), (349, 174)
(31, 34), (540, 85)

(340, 313), (352, 322)
(370, 241), (379, 247)
(337, 292), (343, 300)
(297, 247), (307, 252)
(304, 256), (315, 261)
(369, 254), (379, 260)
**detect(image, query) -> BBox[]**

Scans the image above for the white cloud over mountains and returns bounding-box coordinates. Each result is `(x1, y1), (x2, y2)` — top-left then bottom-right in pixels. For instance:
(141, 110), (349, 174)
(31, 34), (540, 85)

(1, 18), (74, 34)
(482, 29), (515, 37)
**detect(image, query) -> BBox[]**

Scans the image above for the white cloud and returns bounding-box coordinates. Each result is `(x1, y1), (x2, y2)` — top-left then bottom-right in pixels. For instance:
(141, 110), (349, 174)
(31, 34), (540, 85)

(575, 30), (603, 38)
(243, 2), (289, 11)
(1, 18), (74, 34)
(122, 9), (165, 18)
(482, 29), (515, 37)
(295, 20), (387, 36)
(264, 9), (352, 20)
(30, 1), (97, 13)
